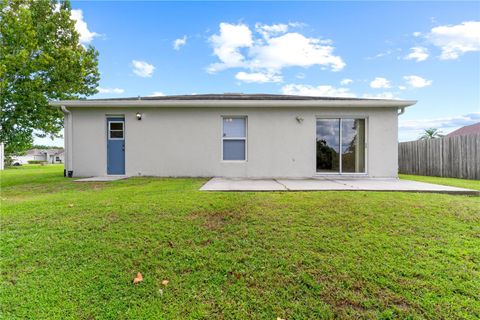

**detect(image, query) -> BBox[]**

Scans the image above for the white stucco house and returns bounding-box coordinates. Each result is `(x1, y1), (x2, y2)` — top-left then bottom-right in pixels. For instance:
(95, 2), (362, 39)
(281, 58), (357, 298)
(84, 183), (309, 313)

(50, 94), (415, 178)
(0, 143), (4, 170)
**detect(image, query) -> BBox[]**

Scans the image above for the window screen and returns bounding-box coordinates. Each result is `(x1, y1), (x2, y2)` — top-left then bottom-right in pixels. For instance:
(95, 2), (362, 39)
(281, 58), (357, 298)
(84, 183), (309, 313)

(222, 117), (246, 161)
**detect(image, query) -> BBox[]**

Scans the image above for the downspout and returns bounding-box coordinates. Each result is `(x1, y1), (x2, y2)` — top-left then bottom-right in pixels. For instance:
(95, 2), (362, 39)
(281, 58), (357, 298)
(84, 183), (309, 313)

(60, 106), (73, 177)
(396, 107), (405, 179)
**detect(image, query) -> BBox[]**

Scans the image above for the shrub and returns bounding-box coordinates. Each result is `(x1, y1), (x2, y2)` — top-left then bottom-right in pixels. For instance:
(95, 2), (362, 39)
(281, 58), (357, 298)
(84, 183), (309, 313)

(27, 160), (47, 164)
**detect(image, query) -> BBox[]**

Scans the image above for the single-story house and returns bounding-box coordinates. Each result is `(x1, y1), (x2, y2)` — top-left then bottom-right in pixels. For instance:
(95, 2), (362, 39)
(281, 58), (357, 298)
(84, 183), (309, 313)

(12, 148), (64, 165)
(46, 149), (65, 164)
(50, 94), (416, 178)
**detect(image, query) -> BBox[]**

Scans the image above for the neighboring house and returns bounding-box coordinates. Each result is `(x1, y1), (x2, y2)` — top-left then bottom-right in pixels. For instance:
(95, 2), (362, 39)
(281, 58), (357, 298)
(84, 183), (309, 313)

(446, 122), (480, 137)
(11, 149), (41, 165)
(46, 149), (64, 164)
(50, 94), (416, 178)
(12, 148), (64, 165)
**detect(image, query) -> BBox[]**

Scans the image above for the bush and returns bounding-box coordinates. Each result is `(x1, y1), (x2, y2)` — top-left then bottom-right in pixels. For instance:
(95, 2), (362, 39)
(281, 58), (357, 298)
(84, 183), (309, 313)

(27, 160), (47, 164)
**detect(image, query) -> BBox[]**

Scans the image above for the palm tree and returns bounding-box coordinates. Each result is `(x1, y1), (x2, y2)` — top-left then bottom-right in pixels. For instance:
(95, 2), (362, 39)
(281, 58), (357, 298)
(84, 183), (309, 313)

(418, 128), (444, 140)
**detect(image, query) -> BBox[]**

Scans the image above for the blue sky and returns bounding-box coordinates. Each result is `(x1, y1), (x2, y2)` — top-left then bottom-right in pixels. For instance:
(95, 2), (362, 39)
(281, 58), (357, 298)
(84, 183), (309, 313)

(38, 1), (480, 145)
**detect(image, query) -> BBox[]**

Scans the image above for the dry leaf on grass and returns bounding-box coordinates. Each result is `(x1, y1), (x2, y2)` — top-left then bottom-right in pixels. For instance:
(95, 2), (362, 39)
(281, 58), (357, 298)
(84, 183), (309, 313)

(133, 272), (143, 284)
(161, 279), (169, 286)
(68, 204), (74, 208)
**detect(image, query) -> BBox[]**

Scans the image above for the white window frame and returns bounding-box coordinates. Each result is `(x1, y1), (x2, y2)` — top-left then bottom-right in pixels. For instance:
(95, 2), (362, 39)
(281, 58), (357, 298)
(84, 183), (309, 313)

(221, 116), (247, 162)
(315, 116), (368, 175)
(108, 121), (125, 140)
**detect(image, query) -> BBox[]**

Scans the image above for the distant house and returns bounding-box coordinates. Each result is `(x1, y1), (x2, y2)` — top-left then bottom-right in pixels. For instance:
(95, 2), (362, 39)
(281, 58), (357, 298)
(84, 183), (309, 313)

(12, 148), (64, 165)
(446, 122), (480, 137)
(47, 149), (65, 164)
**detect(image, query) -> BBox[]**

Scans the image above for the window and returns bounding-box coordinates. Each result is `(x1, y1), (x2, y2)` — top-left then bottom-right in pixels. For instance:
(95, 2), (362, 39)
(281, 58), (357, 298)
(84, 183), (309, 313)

(109, 121), (124, 139)
(222, 117), (247, 161)
(316, 118), (365, 173)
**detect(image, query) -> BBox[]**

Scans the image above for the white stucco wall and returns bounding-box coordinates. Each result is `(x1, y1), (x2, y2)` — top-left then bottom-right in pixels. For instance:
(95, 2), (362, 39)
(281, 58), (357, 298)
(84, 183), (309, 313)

(68, 106), (399, 178)
(0, 143), (4, 170)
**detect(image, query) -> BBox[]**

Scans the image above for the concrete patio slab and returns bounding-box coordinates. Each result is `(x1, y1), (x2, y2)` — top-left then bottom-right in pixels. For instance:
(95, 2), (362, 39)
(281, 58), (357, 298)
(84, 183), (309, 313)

(200, 177), (479, 195)
(74, 176), (128, 182)
(276, 179), (355, 190)
(199, 177), (286, 191)
(339, 179), (474, 193)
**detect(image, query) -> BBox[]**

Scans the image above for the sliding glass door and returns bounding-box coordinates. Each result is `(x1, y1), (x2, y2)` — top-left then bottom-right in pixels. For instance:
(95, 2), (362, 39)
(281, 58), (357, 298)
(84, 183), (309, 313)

(316, 118), (366, 173)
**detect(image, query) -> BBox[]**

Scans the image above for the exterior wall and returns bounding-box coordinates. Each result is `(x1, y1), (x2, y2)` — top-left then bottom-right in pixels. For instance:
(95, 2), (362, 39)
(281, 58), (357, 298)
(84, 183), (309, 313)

(33, 154), (47, 161)
(0, 143), (3, 170)
(69, 106), (399, 178)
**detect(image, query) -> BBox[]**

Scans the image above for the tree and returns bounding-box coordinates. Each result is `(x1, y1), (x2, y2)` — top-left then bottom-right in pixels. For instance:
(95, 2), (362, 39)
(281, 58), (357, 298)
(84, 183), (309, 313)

(418, 128), (444, 140)
(0, 0), (99, 155)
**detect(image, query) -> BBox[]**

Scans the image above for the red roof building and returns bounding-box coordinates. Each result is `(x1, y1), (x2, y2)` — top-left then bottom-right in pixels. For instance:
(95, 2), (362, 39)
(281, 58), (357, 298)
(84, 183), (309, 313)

(446, 122), (480, 137)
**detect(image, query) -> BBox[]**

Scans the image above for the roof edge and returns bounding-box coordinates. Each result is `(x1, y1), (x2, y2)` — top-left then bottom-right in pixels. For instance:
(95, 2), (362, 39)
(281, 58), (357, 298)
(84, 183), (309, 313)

(50, 99), (417, 108)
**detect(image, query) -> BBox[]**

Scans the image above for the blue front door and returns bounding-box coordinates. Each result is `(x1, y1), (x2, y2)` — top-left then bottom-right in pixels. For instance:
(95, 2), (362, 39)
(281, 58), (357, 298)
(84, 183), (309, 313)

(107, 117), (125, 175)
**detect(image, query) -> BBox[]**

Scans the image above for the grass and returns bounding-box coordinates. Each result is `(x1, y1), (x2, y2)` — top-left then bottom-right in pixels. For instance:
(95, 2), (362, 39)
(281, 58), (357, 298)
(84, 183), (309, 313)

(399, 174), (480, 191)
(1, 165), (479, 319)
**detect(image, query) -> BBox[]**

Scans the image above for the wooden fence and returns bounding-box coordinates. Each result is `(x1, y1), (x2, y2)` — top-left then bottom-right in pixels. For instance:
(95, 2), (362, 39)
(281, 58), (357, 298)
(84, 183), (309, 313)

(398, 133), (480, 180)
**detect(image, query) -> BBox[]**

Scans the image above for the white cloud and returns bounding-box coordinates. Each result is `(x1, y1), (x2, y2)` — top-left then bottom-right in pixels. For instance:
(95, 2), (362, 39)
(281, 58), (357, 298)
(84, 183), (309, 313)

(235, 71), (282, 83)
(370, 77), (391, 89)
(427, 21), (480, 60)
(248, 32), (345, 72)
(398, 85), (407, 90)
(149, 91), (165, 97)
(340, 78), (353, 85)
(399, 112), (480, 142)
(255, 23), (289, 39)
(400, 112), (480, 131)
(413, 32), (422, 37)
(207, 22), (345, 79)
(404, 75), (432, 88)
(404, 47), (429, 62)
(281, 83), (403, 100)
(207, 23), (253, 73)
(70, 9), (99, 44)
(173, 36), (187, 50)
(281, 84), (356, 97)
(132, 60), (155, 78)
(98, 87), (124, 94)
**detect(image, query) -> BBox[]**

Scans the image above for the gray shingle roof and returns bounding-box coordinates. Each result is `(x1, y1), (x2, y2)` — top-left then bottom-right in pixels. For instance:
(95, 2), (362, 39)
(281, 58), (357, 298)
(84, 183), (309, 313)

(50, 93), (417, 108)
(87, 93), (395, 102)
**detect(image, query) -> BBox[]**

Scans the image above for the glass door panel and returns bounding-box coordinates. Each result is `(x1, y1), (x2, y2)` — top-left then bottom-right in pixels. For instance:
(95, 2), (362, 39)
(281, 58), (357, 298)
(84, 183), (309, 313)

(341, 119), (365, 173)
(316, 119), (340, 172)
(317, 118), (366, 174)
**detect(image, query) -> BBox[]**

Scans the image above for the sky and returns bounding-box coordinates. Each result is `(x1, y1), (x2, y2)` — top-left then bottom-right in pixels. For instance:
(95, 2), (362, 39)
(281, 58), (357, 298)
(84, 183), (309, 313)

(36, 1), (480, 146)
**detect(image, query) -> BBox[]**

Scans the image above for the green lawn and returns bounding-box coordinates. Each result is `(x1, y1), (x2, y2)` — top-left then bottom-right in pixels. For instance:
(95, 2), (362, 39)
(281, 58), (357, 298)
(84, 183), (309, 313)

(399, 174), (480, 191)
(1, 165), (479, 319)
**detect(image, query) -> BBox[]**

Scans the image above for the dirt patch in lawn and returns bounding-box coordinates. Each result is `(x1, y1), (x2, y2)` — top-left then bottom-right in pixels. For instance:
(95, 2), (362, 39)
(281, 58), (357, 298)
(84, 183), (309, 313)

(314, 273), (418, 317)
(189, 209), (246, 231)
